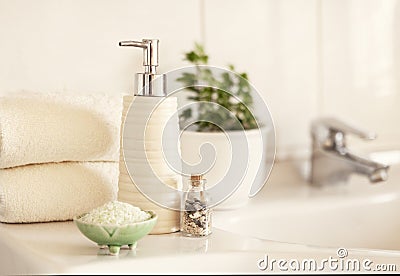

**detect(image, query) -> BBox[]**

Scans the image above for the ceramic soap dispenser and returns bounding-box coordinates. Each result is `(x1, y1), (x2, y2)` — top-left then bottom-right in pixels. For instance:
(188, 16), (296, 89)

(118, 39), (182, 234)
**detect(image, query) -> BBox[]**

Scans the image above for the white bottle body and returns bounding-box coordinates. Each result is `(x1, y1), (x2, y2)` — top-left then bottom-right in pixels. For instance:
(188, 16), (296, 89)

(118, 95), (182, 234)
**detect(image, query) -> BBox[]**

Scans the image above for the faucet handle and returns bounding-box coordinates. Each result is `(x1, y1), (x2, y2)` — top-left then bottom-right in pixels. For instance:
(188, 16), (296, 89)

(315, 117), (376, 139)
(312, 117), (376, 149)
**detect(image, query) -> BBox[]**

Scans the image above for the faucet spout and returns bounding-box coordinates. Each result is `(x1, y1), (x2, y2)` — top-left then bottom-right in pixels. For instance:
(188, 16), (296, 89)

(341, 151), (389, 183)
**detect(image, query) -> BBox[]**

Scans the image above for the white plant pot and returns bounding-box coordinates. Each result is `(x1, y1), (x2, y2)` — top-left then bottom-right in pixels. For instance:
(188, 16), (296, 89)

(180, 128), (266, 210)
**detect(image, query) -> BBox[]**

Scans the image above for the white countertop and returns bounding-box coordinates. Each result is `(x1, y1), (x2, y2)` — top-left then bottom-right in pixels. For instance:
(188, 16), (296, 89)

(0, 220), (310, 274)
(1, 216), (400, 274)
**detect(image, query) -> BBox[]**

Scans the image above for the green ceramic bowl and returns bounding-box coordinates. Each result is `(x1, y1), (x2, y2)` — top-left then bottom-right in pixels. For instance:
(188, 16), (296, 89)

(74, 210), (157, 255)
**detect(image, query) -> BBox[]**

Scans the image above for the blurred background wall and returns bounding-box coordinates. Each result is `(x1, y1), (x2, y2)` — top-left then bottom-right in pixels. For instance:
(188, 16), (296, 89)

(0, 0), (399, 159)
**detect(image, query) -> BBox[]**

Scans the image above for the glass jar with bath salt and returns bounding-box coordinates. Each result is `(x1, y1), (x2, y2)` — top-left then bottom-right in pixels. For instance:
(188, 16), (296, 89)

(181, 174), (212, 237)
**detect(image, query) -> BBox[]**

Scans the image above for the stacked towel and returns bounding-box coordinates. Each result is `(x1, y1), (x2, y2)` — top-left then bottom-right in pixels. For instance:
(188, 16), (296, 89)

(0, 93), (121, 168)
(0, 93), (122, 223)
(0, 162), (119, 223)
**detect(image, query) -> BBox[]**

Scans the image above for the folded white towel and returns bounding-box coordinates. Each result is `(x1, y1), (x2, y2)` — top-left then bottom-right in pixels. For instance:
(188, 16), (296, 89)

(0, 162), (119, 223)
(0, 93), (123, 169)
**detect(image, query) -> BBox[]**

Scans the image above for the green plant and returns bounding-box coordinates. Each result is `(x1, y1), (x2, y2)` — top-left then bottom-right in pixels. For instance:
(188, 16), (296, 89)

(177, 43), (258, 132)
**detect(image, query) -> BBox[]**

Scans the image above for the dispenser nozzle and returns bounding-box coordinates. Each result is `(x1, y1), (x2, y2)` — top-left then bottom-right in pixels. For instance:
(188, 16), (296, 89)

(119, 39), (159, 74)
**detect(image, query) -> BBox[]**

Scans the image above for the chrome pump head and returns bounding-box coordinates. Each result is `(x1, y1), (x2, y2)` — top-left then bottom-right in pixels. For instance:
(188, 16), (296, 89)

(119, 39), (166, 96)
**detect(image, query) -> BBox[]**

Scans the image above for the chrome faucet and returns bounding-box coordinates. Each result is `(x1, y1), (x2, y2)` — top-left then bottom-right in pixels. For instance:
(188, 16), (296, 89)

(310, 118), (389, 186)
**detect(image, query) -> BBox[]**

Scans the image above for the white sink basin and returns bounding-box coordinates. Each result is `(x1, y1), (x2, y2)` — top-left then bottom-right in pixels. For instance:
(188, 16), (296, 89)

(214, 151), (400, 251)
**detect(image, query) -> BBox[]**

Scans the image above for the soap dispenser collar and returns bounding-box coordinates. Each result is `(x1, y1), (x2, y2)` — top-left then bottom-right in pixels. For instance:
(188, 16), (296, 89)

(119, 39), (166, 97)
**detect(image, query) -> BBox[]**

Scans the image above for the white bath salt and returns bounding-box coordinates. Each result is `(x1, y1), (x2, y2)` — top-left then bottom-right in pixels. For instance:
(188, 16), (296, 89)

(80, 201), (151, 225)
